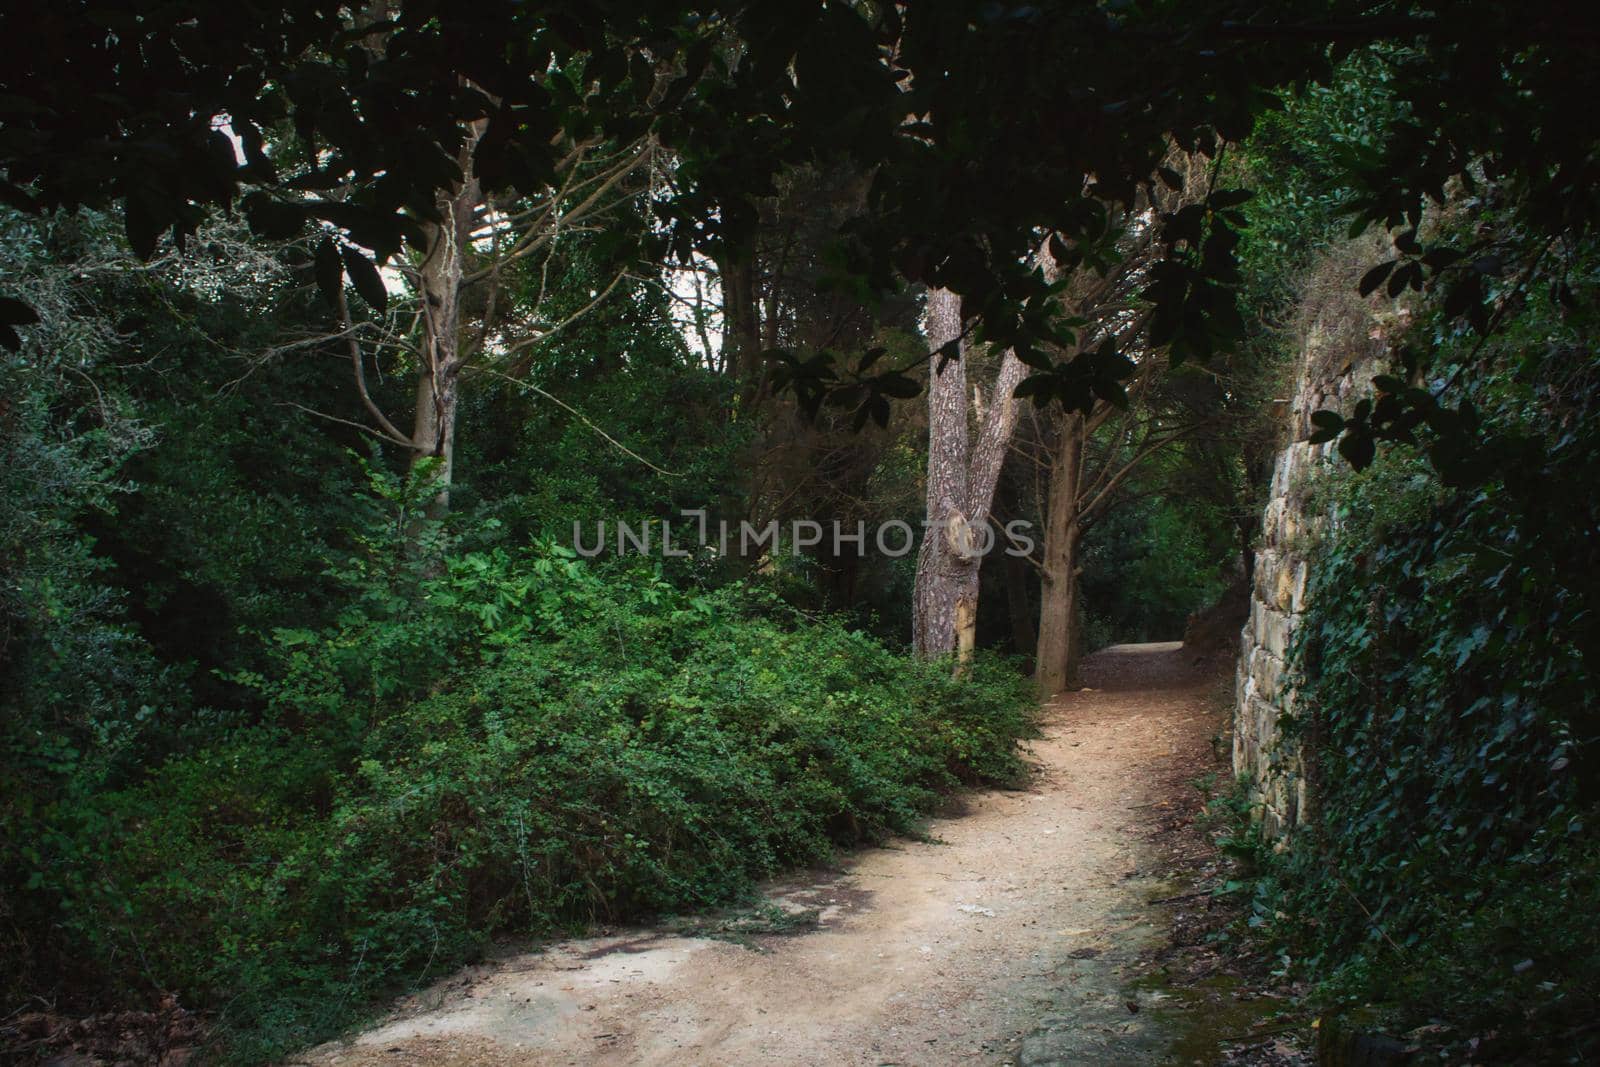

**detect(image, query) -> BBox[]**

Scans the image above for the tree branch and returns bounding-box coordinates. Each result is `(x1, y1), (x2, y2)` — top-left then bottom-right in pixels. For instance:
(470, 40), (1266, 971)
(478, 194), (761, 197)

(337, 287), (415, 448)
(478, 367), (681, 477)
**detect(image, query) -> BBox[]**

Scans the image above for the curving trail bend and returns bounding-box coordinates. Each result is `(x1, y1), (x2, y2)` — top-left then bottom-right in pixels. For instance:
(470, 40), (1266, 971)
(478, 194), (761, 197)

(301, 642), (1227, 1067)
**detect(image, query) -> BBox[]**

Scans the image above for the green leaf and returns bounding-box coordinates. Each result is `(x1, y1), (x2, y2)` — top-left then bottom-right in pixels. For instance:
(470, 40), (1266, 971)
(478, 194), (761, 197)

(342, 248), (387, 314)
(1338, 431), (1376, 469)
(314, 237), (344, 307)
(1209, 188), (1254, 209)
(1358, 261), (1395, 297)
(857, 345), (887, 373)
(1013, 374), (1052, 399)
(873, 372), (922, 400)
(243, 193), (306, 240)
(124, 195), (163, 261)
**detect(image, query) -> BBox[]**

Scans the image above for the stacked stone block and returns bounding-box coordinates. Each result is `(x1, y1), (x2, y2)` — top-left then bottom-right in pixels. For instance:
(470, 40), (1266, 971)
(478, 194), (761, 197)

(1234, 325), (1376, 842)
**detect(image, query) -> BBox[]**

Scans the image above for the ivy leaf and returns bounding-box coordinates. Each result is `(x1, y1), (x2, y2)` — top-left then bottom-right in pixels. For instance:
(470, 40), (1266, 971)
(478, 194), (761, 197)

(1338, 430), (1376, 469)
(342, 248), (387, 314)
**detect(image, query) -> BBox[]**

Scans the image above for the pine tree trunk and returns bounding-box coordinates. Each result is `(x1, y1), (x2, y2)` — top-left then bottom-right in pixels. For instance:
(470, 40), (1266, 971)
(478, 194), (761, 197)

(912, 287), (1027, 659)
(912, 289), (972, 656)
(1036, 412), (1085, 696)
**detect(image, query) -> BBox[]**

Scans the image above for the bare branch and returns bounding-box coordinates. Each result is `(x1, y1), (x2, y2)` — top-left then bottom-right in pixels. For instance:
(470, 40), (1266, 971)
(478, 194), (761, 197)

(1077, 422), (1206, 520)
(495, 268), (630, 376)
(283, 401), (411, 446)
(338, 287), (416, 447)
(463, 140), (654, 284)
(478, 367), (682, 478)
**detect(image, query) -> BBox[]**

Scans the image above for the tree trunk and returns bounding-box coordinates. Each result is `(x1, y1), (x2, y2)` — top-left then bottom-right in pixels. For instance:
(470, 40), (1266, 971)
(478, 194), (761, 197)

(719, 256), (764, 412)
(410, 136), (480, 520)
(998, 477), (1037, 664)
(912, 287), (1028, 659)
(912, 288), (972, 656)
(1036, 412), (1085, 696)
(409, 347), (458, 518)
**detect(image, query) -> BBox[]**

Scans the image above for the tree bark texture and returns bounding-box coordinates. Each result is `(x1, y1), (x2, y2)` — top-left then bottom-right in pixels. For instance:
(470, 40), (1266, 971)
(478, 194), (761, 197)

(912, 287), (1027, 660)
(1035, 411), (1086, 696)
(410, 134), (481, 519)
(718, 256), (764, 413)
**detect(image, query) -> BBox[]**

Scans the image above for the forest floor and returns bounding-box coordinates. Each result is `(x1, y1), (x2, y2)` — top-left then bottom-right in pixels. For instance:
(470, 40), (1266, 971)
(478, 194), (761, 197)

(299, 642), (1310, 1067)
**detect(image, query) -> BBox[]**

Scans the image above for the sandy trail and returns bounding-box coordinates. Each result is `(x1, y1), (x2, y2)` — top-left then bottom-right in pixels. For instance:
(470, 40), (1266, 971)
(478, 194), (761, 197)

(300, 642), (1225, 1067)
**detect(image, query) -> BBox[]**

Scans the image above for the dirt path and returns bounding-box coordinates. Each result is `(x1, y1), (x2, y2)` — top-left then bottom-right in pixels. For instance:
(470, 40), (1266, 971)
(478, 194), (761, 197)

(301, 642), (1234, 1067)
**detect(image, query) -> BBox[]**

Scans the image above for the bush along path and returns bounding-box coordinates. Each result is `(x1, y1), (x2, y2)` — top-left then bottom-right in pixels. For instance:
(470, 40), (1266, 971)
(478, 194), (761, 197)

(299, 643), (1305, 1067)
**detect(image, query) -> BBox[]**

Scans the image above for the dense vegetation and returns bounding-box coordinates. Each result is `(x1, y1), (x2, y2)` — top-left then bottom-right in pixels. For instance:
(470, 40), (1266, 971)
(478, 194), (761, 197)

(0, 204), (1038, 1058)
(1227, 225), (1600, 1061)
(3, 1), (1598, 1063)
(1206, 56), (1600, 1062)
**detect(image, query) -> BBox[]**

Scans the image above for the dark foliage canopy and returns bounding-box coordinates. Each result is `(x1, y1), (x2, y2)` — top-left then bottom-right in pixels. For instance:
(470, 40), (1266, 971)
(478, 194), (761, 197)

(2, 1), (1597, 438)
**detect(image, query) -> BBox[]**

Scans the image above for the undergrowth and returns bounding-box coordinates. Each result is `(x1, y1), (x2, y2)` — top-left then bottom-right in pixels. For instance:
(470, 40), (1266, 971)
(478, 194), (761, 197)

(1208, 234), (1600, 1060)
(5, 527), (1035, 1063)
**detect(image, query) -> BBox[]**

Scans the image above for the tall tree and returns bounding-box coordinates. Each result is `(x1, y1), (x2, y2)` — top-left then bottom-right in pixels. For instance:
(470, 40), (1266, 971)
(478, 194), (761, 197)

(326, 128), (656, 518)
(1027, 378), (1221, 693)
(1022, 154), (1216, 692)
(911, 289), (1028, 659)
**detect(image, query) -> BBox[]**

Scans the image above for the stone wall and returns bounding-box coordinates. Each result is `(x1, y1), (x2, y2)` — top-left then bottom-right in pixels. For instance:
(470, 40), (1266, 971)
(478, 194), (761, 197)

(1234, 323), (1379, 841)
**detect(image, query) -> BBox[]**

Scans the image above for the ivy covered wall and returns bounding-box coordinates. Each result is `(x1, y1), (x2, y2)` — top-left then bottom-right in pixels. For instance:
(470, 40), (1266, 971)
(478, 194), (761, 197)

(1230, 224), (1600, 1058)
(1234, 282), (1383, 841)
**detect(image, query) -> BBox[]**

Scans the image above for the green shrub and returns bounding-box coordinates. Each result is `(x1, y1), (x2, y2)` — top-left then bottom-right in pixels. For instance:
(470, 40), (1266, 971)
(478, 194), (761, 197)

(20, 545), (1034, 1062)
